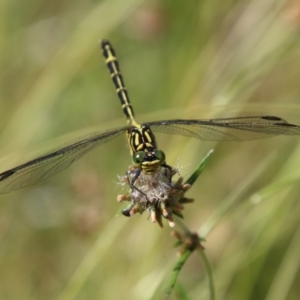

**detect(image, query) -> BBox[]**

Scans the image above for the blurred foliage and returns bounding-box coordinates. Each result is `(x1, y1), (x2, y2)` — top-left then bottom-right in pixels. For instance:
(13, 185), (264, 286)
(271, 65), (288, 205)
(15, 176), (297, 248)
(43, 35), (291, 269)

(1, 0), (300, 299)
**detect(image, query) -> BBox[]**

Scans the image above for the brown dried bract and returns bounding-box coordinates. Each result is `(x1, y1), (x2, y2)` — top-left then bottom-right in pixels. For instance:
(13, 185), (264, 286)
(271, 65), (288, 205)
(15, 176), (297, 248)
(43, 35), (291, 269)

(171, 230), (204, 254)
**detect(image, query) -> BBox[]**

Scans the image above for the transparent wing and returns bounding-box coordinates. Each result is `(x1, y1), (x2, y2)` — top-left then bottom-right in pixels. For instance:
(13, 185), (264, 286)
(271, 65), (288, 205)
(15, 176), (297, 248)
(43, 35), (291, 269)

(147, 116), (300, 140)
(0, 126), (128, 193)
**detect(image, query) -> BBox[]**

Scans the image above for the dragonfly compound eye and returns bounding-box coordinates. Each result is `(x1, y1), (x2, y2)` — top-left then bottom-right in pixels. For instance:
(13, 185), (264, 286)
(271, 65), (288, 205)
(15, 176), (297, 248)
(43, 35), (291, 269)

(154, 149), (166, 164)
(132, 151), (146, 166)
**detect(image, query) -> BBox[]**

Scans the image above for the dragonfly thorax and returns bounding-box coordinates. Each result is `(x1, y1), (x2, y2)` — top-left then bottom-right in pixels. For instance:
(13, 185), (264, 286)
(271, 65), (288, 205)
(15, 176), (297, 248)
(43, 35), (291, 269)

(126, 124), (157, 155)
(132, 149), (166, 175)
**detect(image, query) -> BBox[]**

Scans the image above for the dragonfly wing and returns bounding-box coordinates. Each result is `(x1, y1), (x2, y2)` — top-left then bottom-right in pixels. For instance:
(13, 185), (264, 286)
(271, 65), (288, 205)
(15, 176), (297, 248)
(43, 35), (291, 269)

(0, 126), (128, 193)
(148, 116), (300, 141)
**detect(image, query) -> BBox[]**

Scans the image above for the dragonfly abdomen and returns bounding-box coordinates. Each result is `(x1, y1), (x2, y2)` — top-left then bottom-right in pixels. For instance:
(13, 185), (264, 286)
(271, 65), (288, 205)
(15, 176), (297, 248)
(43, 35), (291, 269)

(101, 40), (137, 126)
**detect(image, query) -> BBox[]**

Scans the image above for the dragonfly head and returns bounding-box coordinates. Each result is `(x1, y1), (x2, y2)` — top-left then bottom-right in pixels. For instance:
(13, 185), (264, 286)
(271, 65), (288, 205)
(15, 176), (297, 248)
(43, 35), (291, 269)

(132, 149), (166, 175)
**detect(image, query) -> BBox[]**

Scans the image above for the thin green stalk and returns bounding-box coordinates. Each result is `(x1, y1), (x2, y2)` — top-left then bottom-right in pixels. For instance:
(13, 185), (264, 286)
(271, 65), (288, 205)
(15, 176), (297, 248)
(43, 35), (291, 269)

(163, 151), (215, 299)
(199, 248), (215, 300)
(164, 250), (192, 300)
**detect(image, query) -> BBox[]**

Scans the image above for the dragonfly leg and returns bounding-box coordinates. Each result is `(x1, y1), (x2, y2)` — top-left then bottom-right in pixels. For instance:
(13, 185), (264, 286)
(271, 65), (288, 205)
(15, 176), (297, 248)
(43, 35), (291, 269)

(161, 163), (173, 183)
(127, 168), (150, 201)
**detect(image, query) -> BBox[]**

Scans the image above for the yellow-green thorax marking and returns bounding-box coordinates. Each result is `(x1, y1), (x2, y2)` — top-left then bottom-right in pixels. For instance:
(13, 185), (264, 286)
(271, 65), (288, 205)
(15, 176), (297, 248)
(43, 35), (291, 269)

(101, 40), (167, 175)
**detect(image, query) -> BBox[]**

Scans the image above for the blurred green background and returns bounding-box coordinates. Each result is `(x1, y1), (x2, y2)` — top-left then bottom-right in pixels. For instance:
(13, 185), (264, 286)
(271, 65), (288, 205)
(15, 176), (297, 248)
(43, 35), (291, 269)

(1, 0), (300, 299)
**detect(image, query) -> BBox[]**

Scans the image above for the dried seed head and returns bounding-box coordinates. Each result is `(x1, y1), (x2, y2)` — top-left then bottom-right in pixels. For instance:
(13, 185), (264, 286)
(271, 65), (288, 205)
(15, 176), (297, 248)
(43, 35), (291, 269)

(117, 165), (195, 227)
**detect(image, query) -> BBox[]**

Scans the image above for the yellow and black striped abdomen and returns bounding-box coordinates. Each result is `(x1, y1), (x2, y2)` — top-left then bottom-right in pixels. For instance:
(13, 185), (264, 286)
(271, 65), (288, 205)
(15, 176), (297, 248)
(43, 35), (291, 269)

(101, 40), (138, 126)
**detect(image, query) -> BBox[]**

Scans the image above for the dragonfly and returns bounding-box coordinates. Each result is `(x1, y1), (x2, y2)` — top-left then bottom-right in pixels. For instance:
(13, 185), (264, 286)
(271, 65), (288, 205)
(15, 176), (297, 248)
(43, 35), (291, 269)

(0, 39), (300, 195)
